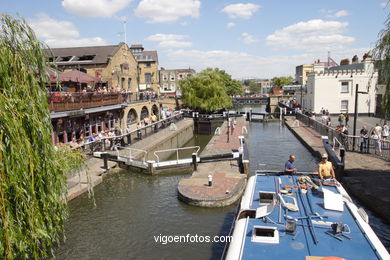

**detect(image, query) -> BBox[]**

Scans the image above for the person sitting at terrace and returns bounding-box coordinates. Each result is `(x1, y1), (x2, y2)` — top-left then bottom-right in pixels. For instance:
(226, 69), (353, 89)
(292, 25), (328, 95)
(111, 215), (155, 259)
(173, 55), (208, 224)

(318, 153), (336, 181)
(284, 154), (297, 173)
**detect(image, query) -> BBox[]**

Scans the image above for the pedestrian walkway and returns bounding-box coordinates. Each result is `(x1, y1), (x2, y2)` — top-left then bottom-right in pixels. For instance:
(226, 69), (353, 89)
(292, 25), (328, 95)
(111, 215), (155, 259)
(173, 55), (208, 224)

(318, 115), (385, 134)
(285, 116), (390, 223)
(178, 117), (248, 207)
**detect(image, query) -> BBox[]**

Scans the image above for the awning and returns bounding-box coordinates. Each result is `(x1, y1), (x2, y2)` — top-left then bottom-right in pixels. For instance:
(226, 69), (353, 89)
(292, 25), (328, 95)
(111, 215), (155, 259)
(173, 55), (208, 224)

(50, 104), (127, 119)
(51, 70), (99, 84)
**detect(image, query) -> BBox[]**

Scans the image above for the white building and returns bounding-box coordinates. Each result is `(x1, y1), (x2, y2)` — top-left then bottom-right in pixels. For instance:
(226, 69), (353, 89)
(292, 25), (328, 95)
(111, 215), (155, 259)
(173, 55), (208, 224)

(302, 57), (377, 115)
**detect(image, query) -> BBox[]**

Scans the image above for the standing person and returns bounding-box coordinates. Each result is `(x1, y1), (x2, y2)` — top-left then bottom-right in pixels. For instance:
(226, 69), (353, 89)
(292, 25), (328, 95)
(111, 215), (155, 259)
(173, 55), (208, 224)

(284, 155), (297, 173)
(374, 123), (382, 139)
(338, 113), (345, 126)
(318, 154), (336, 180)
(360, 126), (368, 153)
(382, 122), (389, 140)
(372, 130), (382, 156)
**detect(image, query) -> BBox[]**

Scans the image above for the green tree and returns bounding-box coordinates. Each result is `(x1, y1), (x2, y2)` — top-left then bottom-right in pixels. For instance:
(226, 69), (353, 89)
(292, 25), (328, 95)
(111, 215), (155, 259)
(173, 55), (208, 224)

(248, 81), (262, 94)
(373, 11), (390, 120)
(271, 76), (294, 87)
(201, 68), (243, 96)
(181, 68), (233, 111)
(0, 15), (84, 259)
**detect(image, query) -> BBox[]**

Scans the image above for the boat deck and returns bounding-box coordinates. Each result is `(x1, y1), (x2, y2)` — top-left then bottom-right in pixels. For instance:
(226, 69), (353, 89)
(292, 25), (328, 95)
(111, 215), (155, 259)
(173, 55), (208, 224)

(227, 173), (388, 260)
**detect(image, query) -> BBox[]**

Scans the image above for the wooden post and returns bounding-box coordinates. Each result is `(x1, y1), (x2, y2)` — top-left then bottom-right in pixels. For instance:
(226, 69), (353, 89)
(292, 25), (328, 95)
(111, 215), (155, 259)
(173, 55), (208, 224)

(147, 160), (155, 174)
(101, 152), (109, 170)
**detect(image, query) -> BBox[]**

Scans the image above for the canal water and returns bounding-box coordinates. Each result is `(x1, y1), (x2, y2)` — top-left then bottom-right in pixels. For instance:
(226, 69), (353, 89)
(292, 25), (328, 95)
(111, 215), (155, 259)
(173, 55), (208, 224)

(55, 106), (389, 259)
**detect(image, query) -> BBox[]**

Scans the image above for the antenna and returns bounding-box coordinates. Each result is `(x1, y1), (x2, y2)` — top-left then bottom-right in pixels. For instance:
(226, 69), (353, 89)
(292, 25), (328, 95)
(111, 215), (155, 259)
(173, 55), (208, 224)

(123, 19), (127, 44)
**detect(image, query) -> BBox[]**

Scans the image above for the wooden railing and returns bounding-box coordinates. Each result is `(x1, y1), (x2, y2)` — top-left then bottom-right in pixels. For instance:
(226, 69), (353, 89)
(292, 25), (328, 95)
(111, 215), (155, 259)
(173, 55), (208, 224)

(48, 92), (124, 112)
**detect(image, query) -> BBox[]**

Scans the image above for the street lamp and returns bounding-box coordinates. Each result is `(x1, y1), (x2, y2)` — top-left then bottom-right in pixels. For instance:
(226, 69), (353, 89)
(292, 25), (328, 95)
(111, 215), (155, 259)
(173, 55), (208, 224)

(175, 88), (182, 111)
(352, 83), (368, 150)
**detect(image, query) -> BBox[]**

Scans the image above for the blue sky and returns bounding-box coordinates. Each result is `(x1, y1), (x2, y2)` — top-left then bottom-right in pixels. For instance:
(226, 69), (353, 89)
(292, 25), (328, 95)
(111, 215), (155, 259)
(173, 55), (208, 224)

(2, 0), (389, 78)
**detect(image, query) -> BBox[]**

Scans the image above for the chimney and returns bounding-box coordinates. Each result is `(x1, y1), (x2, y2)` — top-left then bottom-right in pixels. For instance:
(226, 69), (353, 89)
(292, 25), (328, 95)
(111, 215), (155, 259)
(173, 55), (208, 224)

(352, 55), (359, 64)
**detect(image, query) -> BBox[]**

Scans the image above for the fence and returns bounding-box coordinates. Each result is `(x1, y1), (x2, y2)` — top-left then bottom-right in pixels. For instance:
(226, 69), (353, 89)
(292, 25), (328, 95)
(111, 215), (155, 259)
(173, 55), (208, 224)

(295, 112), (390, 161)
(69, 112), (184, 154)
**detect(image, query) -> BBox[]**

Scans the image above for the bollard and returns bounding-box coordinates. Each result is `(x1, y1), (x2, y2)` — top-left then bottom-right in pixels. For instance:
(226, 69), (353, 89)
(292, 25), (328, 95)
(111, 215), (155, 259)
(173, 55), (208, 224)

(101, 152), (109, 170)
(192, 153), (197, 171)
(208, 174), (213, 187)
(340, 148), (346, 164)
(147, 160), (155, 174)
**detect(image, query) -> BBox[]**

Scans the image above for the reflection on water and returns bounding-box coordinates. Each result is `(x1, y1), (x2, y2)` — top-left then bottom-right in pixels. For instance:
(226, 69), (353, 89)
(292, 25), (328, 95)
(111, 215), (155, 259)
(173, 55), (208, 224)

(56, 105), (389, 259)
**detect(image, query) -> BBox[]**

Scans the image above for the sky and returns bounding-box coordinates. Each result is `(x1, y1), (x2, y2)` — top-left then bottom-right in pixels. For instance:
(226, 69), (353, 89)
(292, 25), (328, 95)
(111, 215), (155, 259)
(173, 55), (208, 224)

(2, 0), (389, 79)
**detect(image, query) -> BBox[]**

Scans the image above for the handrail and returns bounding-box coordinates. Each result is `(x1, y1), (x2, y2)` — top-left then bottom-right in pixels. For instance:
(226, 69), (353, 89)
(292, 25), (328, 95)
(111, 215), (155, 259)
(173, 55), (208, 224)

(114, 146), (148, 162)
(214, 127), (221, 136)
(242, 126), (248, 135)
(154, 146), (200, 163)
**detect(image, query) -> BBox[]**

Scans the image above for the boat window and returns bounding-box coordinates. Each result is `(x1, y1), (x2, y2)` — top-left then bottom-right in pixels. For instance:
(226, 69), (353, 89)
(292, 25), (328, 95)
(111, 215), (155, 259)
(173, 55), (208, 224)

(259, 191), (275, 205)
(237, 210), (256, 220)
(251, 226), (279, 244)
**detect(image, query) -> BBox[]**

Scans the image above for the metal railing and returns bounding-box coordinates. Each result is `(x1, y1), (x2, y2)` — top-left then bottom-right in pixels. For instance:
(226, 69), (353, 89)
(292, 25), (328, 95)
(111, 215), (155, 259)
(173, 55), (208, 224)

(114, 146), (147, 163)
(69, 112), (184, 154)
(154, 146), (200, 164)
(295, 112), (390, 161)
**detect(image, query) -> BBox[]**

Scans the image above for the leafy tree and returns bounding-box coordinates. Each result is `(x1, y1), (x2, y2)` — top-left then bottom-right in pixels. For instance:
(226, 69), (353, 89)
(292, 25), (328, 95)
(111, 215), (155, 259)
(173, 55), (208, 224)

(248, 81), (262, 94)
(0, 15), (85, 259)
(181, 68), (233, 111)
(373, 11), (390, 120)
(201, 68), (243, 96)
(271, 76), (294, 87)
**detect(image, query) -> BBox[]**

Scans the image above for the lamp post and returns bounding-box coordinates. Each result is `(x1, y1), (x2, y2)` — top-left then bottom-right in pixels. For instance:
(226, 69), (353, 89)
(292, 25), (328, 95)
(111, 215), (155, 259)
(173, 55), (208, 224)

(352, 83), (368, 150)
(175, 88), (182, 111)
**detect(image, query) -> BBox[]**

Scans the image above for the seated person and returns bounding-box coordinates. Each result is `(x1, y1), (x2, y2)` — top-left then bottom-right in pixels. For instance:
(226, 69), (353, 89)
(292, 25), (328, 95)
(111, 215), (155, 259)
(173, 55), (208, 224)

(284, 154), (297, 173)
(318, 154), (336, 180)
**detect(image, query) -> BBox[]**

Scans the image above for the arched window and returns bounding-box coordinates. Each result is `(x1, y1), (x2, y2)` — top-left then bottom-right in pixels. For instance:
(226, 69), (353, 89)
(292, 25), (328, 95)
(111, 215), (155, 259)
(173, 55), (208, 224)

(140, 106), (149, 120)
(152, 104), (159, 117)
(127, 109), (138, 125)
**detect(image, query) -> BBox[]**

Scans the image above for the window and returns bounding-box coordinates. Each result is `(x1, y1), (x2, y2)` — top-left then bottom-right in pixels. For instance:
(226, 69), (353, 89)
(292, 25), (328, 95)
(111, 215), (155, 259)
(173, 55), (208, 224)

(341, 81), (349, 93)
(145, 73), (152, 84)
(145, 62), (151, 68)
(178, 73), (183, 80)
(251, 226), (279, 244)
(77, 55), (95, 61)
(163, 83), (169, 91)
(186, 73), (192, 77)
(341, 100), (348, 112)
(170, 82), (176, 90)
(170, 73), (175, 81)
(121, 78), (125, 89)
(162, 73), (168, 81)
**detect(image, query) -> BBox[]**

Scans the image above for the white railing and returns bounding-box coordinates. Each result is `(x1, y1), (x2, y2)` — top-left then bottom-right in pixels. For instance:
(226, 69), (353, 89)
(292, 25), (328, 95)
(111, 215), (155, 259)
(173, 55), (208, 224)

(214, 127), (221, 136)
(242, 126), (248, 135)
(114, 146), (148, 162)
(154, 146), (200, 164)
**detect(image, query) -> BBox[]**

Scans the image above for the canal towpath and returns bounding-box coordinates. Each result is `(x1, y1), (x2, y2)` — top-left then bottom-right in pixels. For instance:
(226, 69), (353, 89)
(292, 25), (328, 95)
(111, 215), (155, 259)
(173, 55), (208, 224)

(284, 116), (390, 223)
(178, 117), (248, 207)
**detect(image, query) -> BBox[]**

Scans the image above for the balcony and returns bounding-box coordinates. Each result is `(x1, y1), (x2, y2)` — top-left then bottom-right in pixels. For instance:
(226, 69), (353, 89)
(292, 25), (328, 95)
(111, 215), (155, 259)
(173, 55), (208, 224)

(48, 92), (124, 112)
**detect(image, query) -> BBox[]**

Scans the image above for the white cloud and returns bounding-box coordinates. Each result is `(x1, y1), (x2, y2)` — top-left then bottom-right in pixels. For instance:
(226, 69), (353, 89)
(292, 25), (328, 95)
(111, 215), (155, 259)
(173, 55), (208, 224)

(321, 9), (349, 18)
(266, 19), (355, 51)
(221, 3), (261, 19)
(227, 22), (236, 28)
(135, 0), (201, 23)
(161, 47), (370, 79)
(61, 0), (132, 18)
(241, 32), (259, 44)
(145, 33), (192, 48)
(29, 14), (107, 48)
(380, 2), (389, 8)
